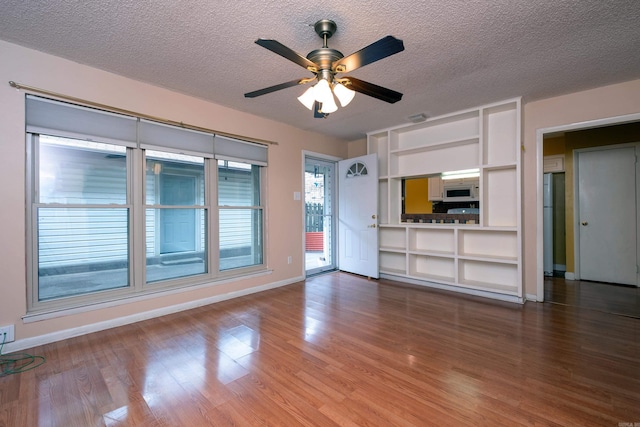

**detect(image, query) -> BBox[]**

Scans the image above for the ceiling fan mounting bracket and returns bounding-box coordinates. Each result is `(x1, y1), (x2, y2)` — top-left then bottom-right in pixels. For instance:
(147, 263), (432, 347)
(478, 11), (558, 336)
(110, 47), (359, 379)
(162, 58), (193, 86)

(314, 20), (337, 41)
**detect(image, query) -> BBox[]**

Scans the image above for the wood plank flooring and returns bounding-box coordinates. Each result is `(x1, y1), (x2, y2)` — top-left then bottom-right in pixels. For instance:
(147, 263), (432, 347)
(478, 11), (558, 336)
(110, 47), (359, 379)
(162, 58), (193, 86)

(1, 272), (639, 426)
(545, 276), (640, 318)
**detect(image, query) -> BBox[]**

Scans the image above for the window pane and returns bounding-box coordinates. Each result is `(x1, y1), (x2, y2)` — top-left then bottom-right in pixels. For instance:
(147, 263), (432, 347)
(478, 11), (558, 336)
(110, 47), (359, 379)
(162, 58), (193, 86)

(145, 208), (207, 283)
(219, 208), (263, 270)
(39, 135), (127, 204)
(38, 207), (129, 300)
(218, 160), (260, 206)
(146, 151), (205, 205)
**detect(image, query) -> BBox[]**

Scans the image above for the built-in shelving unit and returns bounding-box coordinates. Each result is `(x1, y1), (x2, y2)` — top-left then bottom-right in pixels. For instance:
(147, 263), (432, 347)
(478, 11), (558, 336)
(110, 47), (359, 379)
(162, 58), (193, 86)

(369, 98), (522, 302)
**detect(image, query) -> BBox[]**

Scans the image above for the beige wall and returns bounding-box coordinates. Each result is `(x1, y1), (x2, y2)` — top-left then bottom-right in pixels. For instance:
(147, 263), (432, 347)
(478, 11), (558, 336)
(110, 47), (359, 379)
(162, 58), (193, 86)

(347, 138), (367, 158)
(0, 40), (348, 347)
(523, 79), (640, 297)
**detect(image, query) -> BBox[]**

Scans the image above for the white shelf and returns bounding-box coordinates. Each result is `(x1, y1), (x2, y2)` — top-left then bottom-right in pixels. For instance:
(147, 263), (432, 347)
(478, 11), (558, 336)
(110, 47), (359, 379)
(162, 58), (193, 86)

(368, 98), (522, 300)
(481, 162), (517, 171)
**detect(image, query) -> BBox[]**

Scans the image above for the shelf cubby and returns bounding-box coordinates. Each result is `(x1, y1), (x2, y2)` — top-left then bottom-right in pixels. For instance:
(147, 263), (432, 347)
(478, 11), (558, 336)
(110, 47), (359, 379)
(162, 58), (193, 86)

(482, 167), (518, 227)
(368, 132), (389, 175)
(482, 102), (518, 166)
(390, 141), (480, 177)
(408, 254), (455, 283)
(380, 251), (406, 275)
(379, 226), (406, 251)
(458, 229), (517, 261)
(409, 228), (455, 254)
(458, 259), (519, 294)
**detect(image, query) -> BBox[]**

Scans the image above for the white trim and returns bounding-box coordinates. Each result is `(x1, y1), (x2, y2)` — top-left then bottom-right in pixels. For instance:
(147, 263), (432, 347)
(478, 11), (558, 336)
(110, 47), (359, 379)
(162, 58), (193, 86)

(380, 273), (525, 304)
(535, 112), (640, 302)
(5, 274), (303, 354)
(564, 272), (576, 280)
(23, 269), (273, 323)
(301, 151), (343, 279)
(526, 293), (539, 302)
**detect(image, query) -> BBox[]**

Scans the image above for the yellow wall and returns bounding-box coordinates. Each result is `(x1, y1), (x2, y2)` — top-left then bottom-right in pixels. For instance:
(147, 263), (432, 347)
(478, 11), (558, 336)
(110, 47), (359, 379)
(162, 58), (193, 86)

(0, 40), (347, 349)
(543, 135), (566, 156)
(405, 178), (432, 213)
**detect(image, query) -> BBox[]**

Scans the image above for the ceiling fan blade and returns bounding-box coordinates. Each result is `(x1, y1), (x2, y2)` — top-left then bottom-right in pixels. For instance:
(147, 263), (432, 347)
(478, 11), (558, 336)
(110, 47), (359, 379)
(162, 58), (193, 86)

(345, 77), (403, 104)
(244, 78), (307, 98)
(332, 35), (404, 73)
(255, 39), (318, 71)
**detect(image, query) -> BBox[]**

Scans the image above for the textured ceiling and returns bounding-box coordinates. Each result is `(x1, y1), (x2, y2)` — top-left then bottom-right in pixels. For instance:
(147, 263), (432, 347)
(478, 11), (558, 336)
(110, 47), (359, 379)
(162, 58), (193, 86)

(1, 1), (639, 141)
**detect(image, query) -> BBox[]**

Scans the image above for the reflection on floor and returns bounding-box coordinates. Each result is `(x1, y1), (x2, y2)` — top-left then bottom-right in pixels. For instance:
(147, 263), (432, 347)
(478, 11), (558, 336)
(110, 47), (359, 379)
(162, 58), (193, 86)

(544, 276), (640, 318)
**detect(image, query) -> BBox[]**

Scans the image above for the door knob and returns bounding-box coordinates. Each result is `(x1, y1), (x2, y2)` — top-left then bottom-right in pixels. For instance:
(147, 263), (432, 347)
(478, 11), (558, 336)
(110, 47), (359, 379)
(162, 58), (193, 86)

(371, 214), (377, 219)
(581, 221), (588, 226)
(368, 224), (377, 228)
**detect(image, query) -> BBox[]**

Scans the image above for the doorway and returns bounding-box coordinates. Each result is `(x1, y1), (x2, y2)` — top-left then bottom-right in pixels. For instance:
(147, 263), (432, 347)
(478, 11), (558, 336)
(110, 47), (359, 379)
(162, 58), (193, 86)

(304, 156), (337, 275)
(538, 120), (640, 301)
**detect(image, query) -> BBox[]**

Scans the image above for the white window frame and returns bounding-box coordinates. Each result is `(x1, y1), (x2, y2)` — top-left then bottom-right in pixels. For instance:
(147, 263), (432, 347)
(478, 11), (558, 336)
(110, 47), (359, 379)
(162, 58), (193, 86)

(24, 95), (268, 315)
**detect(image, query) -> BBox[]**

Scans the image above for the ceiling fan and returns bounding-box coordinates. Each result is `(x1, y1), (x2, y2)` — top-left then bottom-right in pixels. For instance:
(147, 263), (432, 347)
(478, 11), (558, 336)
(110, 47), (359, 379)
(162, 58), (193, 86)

(244, 19), (404, 118)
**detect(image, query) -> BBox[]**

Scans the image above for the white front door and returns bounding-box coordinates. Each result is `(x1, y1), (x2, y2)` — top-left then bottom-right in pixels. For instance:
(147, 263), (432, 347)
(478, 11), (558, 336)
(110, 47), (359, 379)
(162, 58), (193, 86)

(338, 154), (379, 278)
(577, 145), (638, 286)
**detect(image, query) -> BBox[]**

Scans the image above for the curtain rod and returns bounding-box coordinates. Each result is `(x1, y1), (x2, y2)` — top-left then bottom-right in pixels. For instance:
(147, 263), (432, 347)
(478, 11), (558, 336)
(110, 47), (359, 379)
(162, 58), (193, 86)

(8, 80), (278, 146)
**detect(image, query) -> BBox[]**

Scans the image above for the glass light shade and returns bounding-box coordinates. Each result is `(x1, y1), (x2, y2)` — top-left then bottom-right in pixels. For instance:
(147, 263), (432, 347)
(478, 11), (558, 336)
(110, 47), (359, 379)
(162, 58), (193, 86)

(319, 94), (338, 113)
(297, 86), (316, 110)
(333, 83), (356, 107)
(313, 79), (333, 104)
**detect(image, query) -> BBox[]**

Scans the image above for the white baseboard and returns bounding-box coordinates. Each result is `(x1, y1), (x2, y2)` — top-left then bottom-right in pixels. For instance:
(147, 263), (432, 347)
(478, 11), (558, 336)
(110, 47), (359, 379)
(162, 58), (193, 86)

(565, 272), (576, 280)
(526, 293), (539, 302)
(3, 275), (304, 354)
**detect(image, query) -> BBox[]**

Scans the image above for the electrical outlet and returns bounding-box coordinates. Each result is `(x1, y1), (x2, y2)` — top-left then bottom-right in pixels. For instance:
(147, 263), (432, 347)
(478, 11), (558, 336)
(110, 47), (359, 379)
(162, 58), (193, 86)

(0, 324), (15, 343)
(287, 256), (292, 264)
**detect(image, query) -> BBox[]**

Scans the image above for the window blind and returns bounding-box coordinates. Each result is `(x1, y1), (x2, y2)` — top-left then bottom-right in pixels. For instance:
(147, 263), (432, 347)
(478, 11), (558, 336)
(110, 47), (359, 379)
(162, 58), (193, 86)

(26, 95), (137, 147)
(214, 135), (268, 166)
(139, 119), (215, 158)
(26, 95), (268, 164)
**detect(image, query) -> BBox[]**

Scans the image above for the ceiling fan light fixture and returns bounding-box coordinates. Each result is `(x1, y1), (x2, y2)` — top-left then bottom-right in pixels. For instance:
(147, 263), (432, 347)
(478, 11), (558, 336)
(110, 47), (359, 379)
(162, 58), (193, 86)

(333, 83), (356, 107)
(297, 86), (316, 110)
(319, 92), (338, 113)
(313, 78), (333, 104)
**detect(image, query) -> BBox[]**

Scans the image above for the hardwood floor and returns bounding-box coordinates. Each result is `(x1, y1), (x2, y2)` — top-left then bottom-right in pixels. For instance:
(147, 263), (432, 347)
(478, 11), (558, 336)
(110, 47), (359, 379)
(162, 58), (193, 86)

(1, 272), (639, 426)
(545, 276), (640, 318)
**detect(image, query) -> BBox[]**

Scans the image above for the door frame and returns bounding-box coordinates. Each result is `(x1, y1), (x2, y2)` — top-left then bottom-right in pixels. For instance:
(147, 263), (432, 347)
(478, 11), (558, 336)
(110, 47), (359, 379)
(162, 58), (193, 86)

(301, 151), (342, 278)
(535, 112), (640, 301)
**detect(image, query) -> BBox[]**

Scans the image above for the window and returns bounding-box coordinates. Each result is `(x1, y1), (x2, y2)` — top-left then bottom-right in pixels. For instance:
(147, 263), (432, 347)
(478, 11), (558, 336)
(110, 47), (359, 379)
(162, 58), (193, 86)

(26, 95), (267, 312)
(36, 136), (129, 301)
(218, 160), (263, 270)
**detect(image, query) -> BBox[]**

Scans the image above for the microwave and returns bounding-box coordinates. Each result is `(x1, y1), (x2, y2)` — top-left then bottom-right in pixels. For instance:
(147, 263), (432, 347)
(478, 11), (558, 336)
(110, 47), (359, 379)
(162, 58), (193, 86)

(443, 182), (479, 202)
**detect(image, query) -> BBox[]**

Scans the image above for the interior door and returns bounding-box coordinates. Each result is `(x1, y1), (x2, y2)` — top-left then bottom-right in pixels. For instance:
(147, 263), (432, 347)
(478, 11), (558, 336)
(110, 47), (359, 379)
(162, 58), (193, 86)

(577, 146), (638, 285)
(338, 153), (379, 278)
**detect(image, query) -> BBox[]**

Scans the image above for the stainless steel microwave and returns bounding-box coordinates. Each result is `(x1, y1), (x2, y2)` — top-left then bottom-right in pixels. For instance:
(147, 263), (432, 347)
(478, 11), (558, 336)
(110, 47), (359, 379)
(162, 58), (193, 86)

(443, 182), (479, 202)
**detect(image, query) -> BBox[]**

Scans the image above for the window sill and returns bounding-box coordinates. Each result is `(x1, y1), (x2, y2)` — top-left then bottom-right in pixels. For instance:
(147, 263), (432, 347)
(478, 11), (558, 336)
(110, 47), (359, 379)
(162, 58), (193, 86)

(23, 268), (273, 323)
